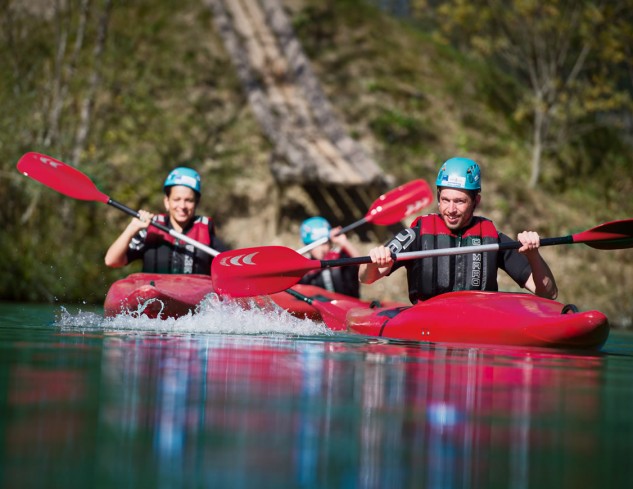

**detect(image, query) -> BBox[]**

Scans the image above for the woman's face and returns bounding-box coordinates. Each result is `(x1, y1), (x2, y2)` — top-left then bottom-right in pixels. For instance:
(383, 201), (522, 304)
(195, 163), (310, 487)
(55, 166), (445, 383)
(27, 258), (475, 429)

(164, 185), (197, 228)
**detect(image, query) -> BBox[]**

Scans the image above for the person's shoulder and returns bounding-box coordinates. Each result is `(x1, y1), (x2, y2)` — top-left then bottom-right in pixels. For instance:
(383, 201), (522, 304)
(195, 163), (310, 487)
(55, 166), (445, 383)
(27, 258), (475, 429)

(409, 213), (440, 228)
(194, 215), (212, 222)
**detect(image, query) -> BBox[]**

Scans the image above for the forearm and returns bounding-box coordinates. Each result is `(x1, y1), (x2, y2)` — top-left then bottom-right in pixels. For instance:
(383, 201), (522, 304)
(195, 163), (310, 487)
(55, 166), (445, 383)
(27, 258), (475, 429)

(359, 262), (392, 284)
(331, 231), (360, 258)
(104, 226), (138, 267)
(525, 252), (558, 299)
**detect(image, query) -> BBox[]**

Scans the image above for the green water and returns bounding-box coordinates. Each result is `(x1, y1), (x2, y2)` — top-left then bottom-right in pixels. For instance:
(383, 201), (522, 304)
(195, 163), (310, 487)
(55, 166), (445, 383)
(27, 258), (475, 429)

(1, 301), (633, 489)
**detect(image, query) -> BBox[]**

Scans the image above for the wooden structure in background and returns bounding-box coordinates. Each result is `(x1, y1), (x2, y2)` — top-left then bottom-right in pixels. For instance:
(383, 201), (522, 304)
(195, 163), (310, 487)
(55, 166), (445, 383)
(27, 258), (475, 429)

(206, 0), (392, 237)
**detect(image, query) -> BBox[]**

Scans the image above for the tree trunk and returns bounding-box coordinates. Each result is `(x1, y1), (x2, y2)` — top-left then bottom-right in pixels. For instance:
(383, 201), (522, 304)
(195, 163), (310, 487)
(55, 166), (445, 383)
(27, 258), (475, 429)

(206, 0), (389, 188)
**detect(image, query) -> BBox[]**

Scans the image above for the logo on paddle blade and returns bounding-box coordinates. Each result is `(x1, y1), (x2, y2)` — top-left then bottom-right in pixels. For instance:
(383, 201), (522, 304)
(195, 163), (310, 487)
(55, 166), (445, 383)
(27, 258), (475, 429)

(405, 197), (431, 216)
(38, 155), (62, 169)
(219, 251), (259, 267)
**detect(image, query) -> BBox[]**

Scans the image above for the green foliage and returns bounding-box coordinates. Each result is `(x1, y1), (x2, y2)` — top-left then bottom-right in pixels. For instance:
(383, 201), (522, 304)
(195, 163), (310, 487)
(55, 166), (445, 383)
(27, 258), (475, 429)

(1, 0), (632, 325)
(0, 0), (263, 303)
(426, 0), (633, 188)
(370, 108), (434, 146)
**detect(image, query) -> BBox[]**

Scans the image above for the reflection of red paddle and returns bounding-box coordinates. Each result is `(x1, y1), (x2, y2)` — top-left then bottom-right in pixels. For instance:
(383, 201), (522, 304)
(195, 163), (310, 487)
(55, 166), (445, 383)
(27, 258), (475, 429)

(16, 152), (220, 257)
(296, 179), (432, 254)
(212, 219), (633, 297)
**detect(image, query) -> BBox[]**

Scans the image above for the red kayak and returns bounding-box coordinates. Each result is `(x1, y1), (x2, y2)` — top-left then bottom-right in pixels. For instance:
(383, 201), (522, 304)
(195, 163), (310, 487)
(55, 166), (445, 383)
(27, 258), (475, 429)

(104, 275), (608, 349)
(345, 291), (609, 349)
(104, 273), (216, 318)
(103, 273), (380, 320)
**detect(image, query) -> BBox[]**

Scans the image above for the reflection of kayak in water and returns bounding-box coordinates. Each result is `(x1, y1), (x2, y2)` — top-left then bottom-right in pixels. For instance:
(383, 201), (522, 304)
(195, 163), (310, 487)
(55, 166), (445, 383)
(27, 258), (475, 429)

(103, 273), (397, 320)
(342, 291), (609, 350)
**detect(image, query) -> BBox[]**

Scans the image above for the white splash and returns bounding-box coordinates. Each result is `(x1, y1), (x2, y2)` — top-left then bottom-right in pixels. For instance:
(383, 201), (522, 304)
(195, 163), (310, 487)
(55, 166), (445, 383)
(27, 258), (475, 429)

(55, 293), (333, 336)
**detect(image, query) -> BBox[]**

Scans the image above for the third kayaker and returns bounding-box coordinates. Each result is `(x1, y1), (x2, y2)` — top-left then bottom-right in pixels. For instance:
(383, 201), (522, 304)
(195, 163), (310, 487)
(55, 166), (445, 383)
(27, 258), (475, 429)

(105, 167), (225, 275)
(298, 216), (362, 298)
(359, 157), (558, 302)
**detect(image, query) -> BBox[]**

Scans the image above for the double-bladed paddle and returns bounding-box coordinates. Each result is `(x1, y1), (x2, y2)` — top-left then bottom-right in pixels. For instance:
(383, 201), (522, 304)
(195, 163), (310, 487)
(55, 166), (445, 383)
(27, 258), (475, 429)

(17, 152), (430, 261)
(212, 219), (633, 297)
(16, 152), (405, 330)
(16, 152), (220, 258)
(296, 179), (432, 254)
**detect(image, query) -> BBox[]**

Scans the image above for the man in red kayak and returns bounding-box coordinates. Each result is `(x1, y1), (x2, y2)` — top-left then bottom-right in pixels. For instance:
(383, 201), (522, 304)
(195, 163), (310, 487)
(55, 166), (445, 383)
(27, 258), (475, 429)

(359, 157), (558, 302)
(298, 216), (362, 298)
(105, 167), (224, 274)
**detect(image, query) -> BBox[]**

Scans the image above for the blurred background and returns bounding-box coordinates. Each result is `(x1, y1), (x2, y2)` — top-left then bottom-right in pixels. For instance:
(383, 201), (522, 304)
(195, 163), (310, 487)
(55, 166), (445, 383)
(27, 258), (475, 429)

(2, 0), (632, 325)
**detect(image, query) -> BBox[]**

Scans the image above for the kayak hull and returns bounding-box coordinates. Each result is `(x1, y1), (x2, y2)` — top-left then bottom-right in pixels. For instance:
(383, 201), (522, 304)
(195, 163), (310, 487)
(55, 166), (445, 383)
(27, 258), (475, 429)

(346, 291), (609, 349)
(104, 273), (216, 319)
(103, 273), (376, 320)
(105, 276), (609, 349)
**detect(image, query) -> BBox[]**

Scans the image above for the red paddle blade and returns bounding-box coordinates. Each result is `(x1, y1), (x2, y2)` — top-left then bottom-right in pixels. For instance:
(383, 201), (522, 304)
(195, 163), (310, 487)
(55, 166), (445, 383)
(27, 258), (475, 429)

(17, 152), (109, 203)
(212, 246), (321, 297)
(366, 179), (433, 226)
(575, 218), (633, 250)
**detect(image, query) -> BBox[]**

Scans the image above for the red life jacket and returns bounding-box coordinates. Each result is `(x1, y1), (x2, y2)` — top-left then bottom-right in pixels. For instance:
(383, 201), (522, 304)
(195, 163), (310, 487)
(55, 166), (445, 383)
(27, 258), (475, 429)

(404, 214), (500, 302)
(138, 214), (214, 274)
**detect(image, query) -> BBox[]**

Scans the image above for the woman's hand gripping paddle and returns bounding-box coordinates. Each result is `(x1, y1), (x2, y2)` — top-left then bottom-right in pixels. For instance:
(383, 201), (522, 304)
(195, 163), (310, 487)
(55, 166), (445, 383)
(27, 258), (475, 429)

(16, 152), (219, 257)
(213, 219), (633, 297)
(296, 179), (432, 255)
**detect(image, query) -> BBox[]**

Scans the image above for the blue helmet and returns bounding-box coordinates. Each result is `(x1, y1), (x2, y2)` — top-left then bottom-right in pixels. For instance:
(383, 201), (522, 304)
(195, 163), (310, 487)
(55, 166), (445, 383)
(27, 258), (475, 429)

(164, 167), (201, 194)
(300, 217), (331, 245)
(435, 157), (481, 191)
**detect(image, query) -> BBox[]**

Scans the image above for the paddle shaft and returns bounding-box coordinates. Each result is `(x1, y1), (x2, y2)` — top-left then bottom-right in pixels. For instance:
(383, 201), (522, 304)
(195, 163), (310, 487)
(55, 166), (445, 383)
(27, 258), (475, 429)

(296, 179), (432, 255)
(284, 287), (315, 304)
(16, 152), (222, 258)
(283, 286), (351, 331)
(317, 235), (617, 269)
(296, 217), (368, 255)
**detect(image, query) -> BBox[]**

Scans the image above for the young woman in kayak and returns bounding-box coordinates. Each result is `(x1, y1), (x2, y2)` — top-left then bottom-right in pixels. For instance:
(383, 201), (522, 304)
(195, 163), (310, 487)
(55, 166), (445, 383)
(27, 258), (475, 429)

(359, 157), (558, 302)
(297, 216), (362, 298)
(105, 167), (224, 275)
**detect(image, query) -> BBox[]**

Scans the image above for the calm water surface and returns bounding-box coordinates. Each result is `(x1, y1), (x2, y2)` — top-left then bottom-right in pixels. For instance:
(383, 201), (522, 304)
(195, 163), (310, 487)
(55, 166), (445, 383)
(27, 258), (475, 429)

(1, 299), (633, 489)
